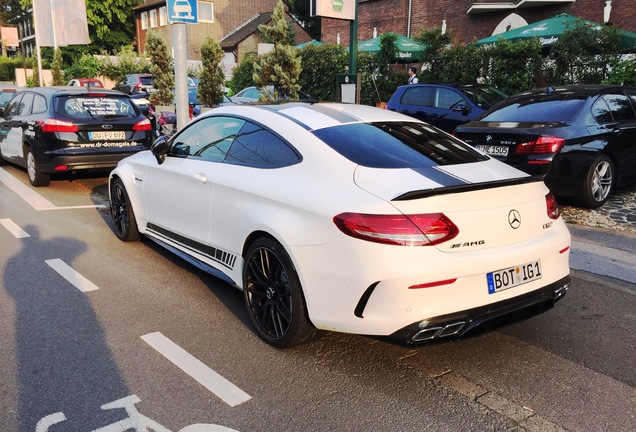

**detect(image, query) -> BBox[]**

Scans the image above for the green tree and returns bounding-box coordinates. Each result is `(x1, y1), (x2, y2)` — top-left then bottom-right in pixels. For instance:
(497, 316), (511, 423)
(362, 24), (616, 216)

(198, 36), (225, 107)
(228, 58), (255, 95)
(64, 54), (102, 79)
(145, 32), (174, 105)
(51, 48), (65, 85)
(101, 45), (151, 82)
(253, 0), (301, 100)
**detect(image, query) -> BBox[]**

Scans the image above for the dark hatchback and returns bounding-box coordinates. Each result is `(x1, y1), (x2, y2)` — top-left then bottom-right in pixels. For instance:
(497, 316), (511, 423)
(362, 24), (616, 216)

(385, 83), (508, 133)
(454, 85), (636, 208)
(0, 87), (151, 187)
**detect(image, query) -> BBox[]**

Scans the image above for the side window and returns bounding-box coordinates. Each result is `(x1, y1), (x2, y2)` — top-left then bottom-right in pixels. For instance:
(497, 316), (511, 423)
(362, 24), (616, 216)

(627, 91), (636, 112)
(17, 92), (34, 115)
(591, 98), (613, 123)
(32, 94), (47, 114)
(225, 121), (300, 168)
(602, 93), (635, 121)
(172, 116), (245, 162)
(434, 88), (465, 110)
(400, 86), (433, 107)
(5, 94), (24, 116)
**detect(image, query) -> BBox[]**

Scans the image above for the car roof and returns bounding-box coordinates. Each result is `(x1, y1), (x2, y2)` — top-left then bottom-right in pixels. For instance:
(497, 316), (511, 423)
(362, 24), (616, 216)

(206, 101), (415, 131)
(17, 86), (132, 97)
(508, 84), (634, 99)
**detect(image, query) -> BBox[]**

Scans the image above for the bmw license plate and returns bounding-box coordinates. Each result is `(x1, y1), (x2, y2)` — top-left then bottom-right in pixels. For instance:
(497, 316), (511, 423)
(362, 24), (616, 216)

(476, 145), (509, 157)
(89, 131), (126, 140)
(487, 260), (542, 294)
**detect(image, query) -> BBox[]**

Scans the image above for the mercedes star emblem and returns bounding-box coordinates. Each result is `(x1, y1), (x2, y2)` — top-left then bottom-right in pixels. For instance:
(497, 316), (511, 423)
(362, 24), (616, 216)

(508, 209), (521, 229)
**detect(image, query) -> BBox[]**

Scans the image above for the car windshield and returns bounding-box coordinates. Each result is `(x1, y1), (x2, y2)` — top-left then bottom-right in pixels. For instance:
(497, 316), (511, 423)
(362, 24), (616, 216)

(312, 121), (488, 168)
(481, 99), (586, 122)
(0, 92), (17, 108)
(140, 76), (153, 85)
(461, 87), (507, 109)
(54, 95), (138, 120)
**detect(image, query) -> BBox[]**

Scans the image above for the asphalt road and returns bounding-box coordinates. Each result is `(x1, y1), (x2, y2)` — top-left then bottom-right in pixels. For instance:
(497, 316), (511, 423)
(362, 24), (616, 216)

(0, 166), (634, 432)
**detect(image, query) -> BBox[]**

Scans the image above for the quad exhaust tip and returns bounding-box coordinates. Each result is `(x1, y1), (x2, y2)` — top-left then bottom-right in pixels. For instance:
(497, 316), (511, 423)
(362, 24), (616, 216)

(411, 321), (466, 342)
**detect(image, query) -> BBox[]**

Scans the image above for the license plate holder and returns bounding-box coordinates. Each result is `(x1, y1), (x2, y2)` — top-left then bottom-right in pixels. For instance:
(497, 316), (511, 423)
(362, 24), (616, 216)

(89, 131), (126, 141)
(476, 145), (509, 157)
(487, 260), (542, 294)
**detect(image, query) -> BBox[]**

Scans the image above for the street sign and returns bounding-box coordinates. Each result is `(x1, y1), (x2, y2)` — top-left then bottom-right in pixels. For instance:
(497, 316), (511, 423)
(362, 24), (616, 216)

(167, 0), (198, 24)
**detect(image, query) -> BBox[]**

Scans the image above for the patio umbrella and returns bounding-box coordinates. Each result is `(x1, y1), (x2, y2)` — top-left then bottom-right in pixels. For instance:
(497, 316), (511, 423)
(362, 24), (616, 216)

(357, 33), (425, 62)
(295, 39), (324, 49)
(475, 13), (636, 51)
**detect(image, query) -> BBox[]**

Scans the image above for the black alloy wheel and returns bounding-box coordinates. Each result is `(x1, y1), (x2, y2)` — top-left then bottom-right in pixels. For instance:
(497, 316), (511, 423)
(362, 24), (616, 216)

(110, 178), (139, 242)
(243, 238), (316, 348)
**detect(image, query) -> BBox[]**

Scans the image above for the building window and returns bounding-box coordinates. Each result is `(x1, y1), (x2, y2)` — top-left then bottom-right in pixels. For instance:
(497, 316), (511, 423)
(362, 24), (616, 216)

(159, 7), (167, 26)
(199, 1), (213, 23)
(141, 11), (148, 30)
(150, 9), (157, 28)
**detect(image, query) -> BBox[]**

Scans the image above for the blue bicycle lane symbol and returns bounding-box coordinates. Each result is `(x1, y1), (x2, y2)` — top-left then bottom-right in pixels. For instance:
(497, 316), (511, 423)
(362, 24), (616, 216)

(35, 394), (239, 432)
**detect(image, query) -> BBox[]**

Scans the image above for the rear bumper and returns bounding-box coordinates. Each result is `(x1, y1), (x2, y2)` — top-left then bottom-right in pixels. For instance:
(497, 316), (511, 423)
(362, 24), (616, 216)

(390, 275), (570, 344)
(38, 149), (145, 173)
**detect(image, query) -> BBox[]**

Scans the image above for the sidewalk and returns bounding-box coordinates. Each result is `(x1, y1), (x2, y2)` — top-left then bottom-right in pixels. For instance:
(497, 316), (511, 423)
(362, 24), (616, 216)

(562, 184), (636, 286)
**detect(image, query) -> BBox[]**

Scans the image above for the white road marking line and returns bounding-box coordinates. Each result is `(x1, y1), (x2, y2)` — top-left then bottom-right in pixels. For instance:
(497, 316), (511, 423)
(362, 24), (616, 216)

(0, 167), (56, 210)
(0, 218), (30, 238)
(141, 332), (252, 407)
(45, 259), (99, 292)
(0, 167), (107, 211)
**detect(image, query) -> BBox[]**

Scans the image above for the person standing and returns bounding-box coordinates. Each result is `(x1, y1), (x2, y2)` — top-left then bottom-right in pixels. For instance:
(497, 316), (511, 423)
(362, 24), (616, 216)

(407, 66), (419, 84)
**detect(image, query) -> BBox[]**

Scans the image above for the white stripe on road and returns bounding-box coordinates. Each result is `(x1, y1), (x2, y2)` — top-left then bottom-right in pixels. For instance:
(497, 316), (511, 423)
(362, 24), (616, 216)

(141, 332), (252, 407)
(0, 218), (30, 238)
(45, 259), (99, 292)
(0, 167), (107, 211)
(0, 167), (56, 210)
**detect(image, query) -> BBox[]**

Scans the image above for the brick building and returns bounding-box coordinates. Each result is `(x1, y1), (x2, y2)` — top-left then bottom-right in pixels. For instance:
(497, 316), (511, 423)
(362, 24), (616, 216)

(320, 0), (636, 48)
(133, 0), (312, 68)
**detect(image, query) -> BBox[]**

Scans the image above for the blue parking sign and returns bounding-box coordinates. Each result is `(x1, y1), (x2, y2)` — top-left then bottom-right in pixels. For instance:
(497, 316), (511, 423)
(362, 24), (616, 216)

(167, 0), (198, 24)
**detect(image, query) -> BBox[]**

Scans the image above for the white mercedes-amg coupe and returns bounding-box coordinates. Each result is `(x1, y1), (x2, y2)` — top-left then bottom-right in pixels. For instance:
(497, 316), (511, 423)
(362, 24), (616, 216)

(109, 102), (571, 348)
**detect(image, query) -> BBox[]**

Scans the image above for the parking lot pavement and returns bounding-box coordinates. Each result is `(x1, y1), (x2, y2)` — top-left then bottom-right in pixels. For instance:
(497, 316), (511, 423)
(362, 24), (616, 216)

(562, 184), (636, 286)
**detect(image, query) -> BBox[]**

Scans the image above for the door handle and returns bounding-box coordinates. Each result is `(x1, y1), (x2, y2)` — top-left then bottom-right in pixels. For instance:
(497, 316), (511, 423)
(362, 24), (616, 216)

(193, 173), (207, 184)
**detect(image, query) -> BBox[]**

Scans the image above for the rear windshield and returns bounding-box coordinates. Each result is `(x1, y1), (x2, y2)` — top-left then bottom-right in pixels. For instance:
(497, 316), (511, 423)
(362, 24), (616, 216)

(461, 87), (508, 109)
(54, 95), (139, 120)
(140, 77), (153, 85)
(481, 99), (585, 122)
(312, 122), (488, 168)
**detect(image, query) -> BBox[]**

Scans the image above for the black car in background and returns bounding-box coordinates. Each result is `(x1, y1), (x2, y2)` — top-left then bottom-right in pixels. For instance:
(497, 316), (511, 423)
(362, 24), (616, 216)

(385, 83), (508, 133)
(113, 74), (155, 95)
(454, 85), (636, 208)
(0, 87), (152, 187)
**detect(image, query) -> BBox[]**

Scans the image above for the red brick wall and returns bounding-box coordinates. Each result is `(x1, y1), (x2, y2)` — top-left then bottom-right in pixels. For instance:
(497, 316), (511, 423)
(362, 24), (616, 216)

(320, 0), (636, 46)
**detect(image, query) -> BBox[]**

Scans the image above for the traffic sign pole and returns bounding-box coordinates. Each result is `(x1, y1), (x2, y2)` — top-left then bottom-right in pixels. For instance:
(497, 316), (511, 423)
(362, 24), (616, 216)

(173, 22), (189, 130)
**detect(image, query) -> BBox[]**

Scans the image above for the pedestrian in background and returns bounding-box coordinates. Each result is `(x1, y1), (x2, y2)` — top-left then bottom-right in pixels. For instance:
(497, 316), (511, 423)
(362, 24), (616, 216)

(407, 67), (419, 84)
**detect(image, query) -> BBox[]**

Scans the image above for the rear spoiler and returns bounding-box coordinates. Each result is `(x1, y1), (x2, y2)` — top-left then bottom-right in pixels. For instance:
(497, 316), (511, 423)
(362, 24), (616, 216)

(393, 176), (542, 201)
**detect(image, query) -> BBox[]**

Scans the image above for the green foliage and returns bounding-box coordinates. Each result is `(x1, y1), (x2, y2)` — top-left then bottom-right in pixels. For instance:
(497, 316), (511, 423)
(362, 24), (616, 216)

(228, 59), (255, 94)
(544, 23), (622, 85)
(51, 48), (65, 85)
(64, 54), (102, 80)
(297, 44), (348, 101)
(603, 55), (636, 86)
(101, 45), (151, 82)
(357, 51), (404, 106)
(0, 57), (27, 82)
(253, 0), (301, 100)
(145, 32), (174, 105)
(430, 43), (484, 84)
(482, 39), (543, 94)
(414, 26), (452, 63)
(198, 37), (226, 107)
(378, 33), (398, 65)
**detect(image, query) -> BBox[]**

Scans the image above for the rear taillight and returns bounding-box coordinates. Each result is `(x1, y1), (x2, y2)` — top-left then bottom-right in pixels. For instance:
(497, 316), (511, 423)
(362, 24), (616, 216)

(515, 136), (565, 155)
(133, 118), (152, 131)
(546, 193), (561, 219)
(333, 212), (459, 246)
(38, 119), (79, 133)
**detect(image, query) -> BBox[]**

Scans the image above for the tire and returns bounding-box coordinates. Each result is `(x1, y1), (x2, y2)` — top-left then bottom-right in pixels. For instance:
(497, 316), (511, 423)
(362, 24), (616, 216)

(577, 154), (614, 208)
(110, 178), (140, 242)
(26, 148), (50, 187)
(243, 237), (317, 348)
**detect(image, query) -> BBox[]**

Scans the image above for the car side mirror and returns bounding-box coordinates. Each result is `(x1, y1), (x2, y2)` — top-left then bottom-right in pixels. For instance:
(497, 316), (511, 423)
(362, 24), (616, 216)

(151, 136), (170, 164)
(452, 104), (469, 113)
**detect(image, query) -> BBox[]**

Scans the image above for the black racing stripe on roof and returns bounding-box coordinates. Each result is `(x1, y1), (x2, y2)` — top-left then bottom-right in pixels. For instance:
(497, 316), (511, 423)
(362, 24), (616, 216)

(410, 166), (470, 188)
(261, 103), (362, 130)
